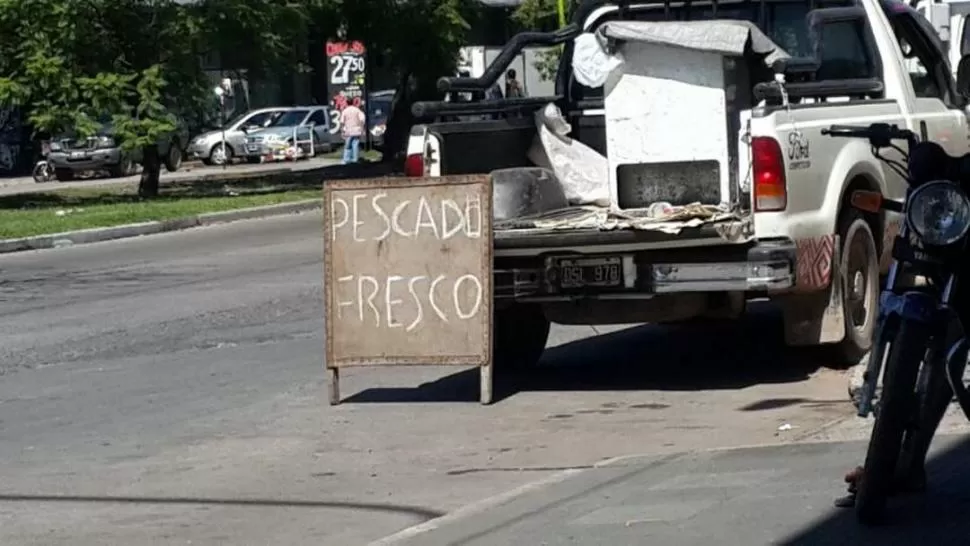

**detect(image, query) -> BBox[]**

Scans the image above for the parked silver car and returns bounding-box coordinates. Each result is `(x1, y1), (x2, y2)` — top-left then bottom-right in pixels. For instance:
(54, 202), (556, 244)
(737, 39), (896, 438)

(187, 107), (290, 165)
(243, 106), (341, 163)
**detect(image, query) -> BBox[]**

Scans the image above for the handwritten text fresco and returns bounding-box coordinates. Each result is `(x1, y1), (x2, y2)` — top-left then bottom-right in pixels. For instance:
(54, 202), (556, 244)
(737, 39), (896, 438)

(324, 178), (491, 365)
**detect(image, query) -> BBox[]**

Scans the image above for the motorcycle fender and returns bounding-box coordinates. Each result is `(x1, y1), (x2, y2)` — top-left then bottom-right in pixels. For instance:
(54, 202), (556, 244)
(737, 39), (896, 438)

(878, 291), (938, 324)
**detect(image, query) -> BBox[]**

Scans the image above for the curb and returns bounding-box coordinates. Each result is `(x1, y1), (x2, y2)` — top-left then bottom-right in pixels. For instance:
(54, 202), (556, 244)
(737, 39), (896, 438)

(0, 199), (322, 254)
(368, 469), (586, 546)
(368, 452), (682, 546)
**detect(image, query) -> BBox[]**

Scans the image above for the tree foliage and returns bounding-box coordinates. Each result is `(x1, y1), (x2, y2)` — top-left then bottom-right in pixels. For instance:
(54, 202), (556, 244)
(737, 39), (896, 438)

(0, 0), (303, 196)
(343, 0), (475, 162)
(513, 0), (565, 81)
(0, 0), (477, 183)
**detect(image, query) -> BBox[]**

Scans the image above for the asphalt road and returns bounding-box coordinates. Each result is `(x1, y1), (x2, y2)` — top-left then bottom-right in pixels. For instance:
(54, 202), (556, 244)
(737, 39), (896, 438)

(0, 212), (924, 545)
(0, 156), (338, 196)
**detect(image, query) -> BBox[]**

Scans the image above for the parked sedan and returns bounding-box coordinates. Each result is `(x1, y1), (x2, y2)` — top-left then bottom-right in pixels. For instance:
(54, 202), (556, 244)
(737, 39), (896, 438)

(187, 107), (290, 165)
(243, 107), (341, 163)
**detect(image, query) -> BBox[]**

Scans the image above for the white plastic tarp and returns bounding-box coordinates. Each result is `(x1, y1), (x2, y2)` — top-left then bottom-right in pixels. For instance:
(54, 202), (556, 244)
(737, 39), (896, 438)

(595, 20), (790, 67)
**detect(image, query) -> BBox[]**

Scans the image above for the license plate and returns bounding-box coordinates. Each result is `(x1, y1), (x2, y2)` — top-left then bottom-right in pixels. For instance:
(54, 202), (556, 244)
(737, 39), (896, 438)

(556, 257), (623, 289)
(70, 151), (86, 159)
(247, 144), (260, 152)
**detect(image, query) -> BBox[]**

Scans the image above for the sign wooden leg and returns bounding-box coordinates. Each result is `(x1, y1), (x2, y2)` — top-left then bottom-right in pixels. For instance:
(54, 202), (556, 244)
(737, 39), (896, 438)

(479, 363), (493, 405)
(328, 368), (341, 406)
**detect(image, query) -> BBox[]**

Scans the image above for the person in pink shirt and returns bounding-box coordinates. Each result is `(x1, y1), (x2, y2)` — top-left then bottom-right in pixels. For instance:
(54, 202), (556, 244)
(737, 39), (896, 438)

(339, 97), (366, 164)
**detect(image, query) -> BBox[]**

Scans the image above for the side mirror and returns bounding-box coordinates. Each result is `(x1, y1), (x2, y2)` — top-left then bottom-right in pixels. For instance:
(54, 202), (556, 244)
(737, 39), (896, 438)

(957, 55), (970, 100)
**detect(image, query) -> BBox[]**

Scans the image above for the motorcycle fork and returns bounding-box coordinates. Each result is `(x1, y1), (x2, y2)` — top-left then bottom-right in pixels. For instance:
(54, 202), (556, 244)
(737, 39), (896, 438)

(895, 329), (947, 475)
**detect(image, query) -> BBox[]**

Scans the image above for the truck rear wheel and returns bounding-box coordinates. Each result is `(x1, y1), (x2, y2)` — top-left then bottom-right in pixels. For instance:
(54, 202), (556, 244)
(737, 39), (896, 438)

(834, 209), (879, 365)
(494, 304), (550, 371)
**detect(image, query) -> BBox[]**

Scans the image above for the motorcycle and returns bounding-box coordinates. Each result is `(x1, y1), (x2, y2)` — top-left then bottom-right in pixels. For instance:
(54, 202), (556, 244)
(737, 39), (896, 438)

(822, 123), (970, 524)
(32, 140), (55, 183)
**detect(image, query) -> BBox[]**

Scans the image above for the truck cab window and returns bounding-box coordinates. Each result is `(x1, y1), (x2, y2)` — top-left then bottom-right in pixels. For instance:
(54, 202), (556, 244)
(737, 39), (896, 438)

(815, 20), (877, 80)
(569, 0), (850, 103)
(886, 10), (954, 105)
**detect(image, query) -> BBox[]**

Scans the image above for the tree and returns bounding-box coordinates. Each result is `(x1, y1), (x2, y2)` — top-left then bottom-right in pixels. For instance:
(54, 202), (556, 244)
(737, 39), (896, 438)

(343, 0), (475, 162)
(0, 0), (204, 196)
(0, 0), (304, 197)
(0, 0), (480, 182)
(513, 0), (564, 81)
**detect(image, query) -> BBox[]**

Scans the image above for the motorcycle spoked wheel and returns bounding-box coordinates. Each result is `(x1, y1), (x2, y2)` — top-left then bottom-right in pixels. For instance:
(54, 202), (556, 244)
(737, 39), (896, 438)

(855, 319), (930, 525)
(32, 162), (51, 183)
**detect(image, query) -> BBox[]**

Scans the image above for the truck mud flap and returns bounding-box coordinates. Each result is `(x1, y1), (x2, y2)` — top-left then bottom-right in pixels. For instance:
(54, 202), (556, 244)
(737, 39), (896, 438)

(783, 234), (846, 346)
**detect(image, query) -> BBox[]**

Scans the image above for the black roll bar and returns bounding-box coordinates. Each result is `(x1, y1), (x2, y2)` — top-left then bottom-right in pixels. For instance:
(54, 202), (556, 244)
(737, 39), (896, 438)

(437, 26), (581, 92)
(412, 96), (561, 119)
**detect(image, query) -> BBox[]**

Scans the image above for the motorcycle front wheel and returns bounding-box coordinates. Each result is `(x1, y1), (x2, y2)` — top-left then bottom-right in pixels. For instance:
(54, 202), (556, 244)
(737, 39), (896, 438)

(32, 162), (49, 183)
(855, 319), (930, 525)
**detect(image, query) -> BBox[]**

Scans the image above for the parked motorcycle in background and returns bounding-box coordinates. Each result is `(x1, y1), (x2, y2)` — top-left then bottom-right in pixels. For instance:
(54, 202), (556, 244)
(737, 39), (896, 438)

(822, 123), (970, 524)
(32, 140), (55, 183)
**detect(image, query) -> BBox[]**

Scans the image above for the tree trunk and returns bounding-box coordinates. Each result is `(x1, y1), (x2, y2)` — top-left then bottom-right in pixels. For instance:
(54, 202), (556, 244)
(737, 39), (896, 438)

(379, 73), (413, 167)
(138, 144), (162, 198)
(380, 71), (441, 168)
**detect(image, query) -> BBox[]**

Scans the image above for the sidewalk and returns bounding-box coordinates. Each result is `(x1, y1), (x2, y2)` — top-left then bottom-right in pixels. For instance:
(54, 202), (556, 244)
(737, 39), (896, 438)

(378, 434), (970, 546)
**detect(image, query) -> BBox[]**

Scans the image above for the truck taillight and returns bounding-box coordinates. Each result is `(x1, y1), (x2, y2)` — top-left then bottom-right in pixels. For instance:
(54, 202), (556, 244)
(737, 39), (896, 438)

(752, 136), (787, 212)
(404, 153), (424, 177)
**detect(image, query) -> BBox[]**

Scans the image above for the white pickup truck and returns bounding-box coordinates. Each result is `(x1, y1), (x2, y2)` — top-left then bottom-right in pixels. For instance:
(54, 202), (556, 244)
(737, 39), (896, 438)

(405, 0), (970, 370)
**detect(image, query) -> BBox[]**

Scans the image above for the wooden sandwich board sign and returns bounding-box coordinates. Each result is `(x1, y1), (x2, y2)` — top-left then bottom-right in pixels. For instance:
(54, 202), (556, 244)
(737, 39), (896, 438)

(323, 175), (493, 405)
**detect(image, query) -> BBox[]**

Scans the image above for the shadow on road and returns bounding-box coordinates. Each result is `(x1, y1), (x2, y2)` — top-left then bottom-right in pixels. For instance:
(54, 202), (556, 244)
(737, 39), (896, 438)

(345, 304), (842, 404)
(780, 435), (970, 545)
(0, 493), (443, 520)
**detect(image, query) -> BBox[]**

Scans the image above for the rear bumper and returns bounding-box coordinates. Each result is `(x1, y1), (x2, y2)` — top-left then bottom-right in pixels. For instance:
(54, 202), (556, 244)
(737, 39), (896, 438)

(494, 237), (796, 300)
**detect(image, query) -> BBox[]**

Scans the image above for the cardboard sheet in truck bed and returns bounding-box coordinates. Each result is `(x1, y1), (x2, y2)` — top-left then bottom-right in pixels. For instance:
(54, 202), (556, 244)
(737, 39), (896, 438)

(495, 204), (753, 243)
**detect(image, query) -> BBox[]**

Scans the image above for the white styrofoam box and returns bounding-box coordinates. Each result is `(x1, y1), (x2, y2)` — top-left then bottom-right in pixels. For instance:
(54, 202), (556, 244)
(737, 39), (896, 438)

(604, 41), (731, 208)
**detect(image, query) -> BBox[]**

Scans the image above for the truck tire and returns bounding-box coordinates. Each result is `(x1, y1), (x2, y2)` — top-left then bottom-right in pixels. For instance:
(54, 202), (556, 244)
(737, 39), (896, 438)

(494, 304), (550, 371)
(834, 208), (879, 365)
